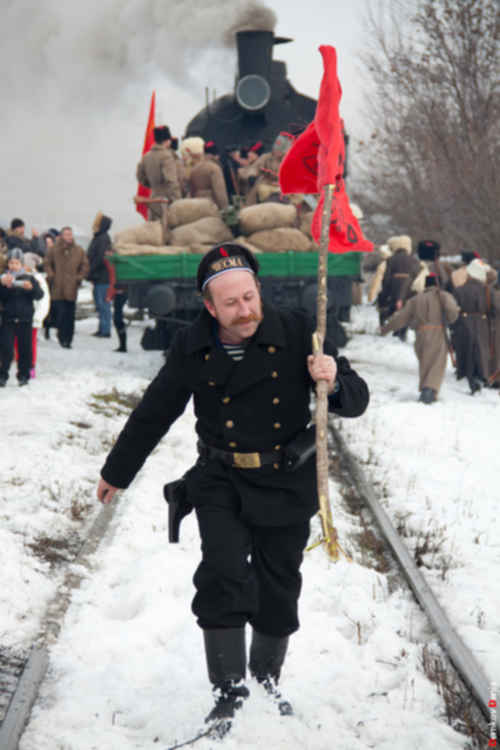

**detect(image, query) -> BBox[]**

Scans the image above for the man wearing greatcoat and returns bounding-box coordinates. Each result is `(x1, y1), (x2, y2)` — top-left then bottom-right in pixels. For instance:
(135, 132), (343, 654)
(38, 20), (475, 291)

(96, 243), (369, 735)
(381, 273), (459, 403)
(136, 125), (181, 221)
(452, 258), (500, 394)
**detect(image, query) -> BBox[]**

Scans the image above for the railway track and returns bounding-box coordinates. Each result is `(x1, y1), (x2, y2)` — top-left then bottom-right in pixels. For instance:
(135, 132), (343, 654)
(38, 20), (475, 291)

(328, 418), (499, 747)
(1, 418), (498, 749)
(0, 497), (122, 750)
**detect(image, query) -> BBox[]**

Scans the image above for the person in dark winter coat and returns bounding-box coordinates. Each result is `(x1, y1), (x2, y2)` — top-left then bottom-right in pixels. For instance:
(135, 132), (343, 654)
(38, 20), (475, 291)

(378, 235), (421, 340)
(452, 259), (500, 394)
(0, 248), (43, 386)
(87, 212), (113, 338)
(96, 243), (369, 734)
(6, 218), (46, 257)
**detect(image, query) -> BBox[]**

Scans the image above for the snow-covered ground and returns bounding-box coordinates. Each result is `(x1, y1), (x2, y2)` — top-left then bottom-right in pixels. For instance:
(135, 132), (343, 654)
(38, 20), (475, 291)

(1, 291), (498, 749)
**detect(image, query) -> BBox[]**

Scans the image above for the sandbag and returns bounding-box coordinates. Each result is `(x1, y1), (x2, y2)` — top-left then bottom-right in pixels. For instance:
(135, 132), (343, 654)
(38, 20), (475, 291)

(238, 203), (296, 235)
(114, 221), (164, 247)
(234, 236), (263, 254)
(168, 198), (219, 228)
(170, 216), (233, 246)
(114, 244), (189, 256)
(248, 228), (312, 253)
(299, 210), (314, 238)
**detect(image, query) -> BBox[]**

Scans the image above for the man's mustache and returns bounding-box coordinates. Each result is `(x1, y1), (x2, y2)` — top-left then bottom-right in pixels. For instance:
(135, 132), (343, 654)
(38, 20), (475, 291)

(231, 313), (262, 325)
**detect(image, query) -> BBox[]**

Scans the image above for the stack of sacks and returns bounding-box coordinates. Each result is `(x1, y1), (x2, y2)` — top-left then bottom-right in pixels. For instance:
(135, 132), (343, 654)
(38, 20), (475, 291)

(236, 203), (311, 253)
(168, 198), (233, 254)
(114, 220), (189, 256)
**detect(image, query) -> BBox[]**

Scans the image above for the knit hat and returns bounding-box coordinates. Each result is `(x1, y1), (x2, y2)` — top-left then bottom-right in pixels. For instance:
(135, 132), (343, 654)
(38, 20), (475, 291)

(197, 243), (259, 293)
(467, 258), (487, 283)
(388, 235), (412, 255)
(8, 247), (24, 262)
(10, 218), (24, 231)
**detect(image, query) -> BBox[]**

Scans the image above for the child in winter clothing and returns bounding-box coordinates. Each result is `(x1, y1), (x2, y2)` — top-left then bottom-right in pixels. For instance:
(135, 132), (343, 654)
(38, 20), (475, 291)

(19, 253), (50, 377)
(0, 248), (43, 386)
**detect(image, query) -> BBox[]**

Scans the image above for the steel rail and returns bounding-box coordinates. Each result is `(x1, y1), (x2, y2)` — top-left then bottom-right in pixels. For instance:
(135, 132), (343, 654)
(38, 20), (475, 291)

(331, 421), (500, 735)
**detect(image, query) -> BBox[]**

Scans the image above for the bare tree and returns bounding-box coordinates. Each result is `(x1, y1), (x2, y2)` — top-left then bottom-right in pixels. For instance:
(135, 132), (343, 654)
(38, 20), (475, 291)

(353, 0), (500, 262)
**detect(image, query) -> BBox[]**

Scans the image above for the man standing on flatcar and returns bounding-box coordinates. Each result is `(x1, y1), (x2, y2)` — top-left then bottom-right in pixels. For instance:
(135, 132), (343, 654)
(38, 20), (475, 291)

(136, 125), (181, 220)
(96, 243), (369, 736)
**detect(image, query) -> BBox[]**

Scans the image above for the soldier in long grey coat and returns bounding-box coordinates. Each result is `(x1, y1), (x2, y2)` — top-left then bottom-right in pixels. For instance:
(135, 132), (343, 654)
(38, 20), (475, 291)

(381, 273), (459, 403)
(136, 126), (181, 220)
(453, 259), (500, 393)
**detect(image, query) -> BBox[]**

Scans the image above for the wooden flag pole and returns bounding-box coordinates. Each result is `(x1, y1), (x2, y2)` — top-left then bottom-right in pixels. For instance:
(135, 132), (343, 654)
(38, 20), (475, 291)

(312, 182), (340, 561)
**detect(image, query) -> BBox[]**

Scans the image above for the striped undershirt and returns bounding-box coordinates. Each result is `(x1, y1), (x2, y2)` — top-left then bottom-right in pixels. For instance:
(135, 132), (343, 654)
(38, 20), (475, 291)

(222, 342), (247, 362)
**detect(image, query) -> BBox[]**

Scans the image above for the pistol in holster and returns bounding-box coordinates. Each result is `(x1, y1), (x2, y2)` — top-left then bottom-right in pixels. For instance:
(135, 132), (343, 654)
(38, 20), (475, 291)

(163, 477), (193, 543)
(283, 425), (316, 472)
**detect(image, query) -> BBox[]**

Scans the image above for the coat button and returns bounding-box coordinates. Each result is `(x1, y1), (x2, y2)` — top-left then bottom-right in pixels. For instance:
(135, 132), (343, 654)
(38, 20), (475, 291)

(273, 422), (281, 430)
(273, 463), (280, 470)
(272, 397), (280, 405)
(222, 396), (231, 404)
(274, 445), (281, 451)
(267, 345), (276, 354)
(229, 441), (237, 448)
(204, 353), (211, 361)
(271, 371), (278, 378)
(226, 420), (234, 428)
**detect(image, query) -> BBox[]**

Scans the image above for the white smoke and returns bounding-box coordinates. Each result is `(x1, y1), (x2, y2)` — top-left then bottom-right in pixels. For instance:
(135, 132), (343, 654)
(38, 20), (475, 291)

(0, 0), (276, 233)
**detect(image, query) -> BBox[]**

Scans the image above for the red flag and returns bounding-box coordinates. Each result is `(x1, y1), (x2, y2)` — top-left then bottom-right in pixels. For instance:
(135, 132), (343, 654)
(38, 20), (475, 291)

(279, 46), (372, 253)
(136, 91), (156, 220)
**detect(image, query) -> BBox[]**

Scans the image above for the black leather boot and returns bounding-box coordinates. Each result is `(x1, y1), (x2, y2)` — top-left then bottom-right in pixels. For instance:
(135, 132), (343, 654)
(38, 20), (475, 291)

(203, 628), (249, 737)
(419, 387), (436, 404)
(114, 329), (127, 352)
(249, 630), (293, 715)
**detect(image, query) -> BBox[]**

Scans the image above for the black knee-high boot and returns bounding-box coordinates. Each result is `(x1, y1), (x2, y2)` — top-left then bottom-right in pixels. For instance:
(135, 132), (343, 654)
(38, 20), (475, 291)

(114, 328), (127, 352)
(249, 629), (293, 715)
(203, 628), (249, 731)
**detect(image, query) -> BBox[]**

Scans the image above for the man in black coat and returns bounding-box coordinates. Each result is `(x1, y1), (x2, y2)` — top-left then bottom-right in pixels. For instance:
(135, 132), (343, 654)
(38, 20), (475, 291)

(87, 212), (113, 337)
(97, 243), (369, 731)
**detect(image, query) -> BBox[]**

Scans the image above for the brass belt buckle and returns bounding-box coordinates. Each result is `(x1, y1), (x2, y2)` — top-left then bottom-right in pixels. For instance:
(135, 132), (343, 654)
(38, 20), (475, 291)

(233, 452), (261, 469)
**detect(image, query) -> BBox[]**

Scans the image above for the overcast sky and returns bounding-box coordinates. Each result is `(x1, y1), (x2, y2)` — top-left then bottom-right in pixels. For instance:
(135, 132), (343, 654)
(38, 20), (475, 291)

(0, 0), (372, 234)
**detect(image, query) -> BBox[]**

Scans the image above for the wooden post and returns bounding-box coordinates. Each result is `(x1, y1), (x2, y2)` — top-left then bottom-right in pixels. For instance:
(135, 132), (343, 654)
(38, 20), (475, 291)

(313, 183), (340, 561)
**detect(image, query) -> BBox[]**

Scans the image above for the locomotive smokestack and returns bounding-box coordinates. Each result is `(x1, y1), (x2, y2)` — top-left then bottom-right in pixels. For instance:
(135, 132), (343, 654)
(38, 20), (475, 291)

(234, 30), (292, 113)
(236, 30), (274, 81)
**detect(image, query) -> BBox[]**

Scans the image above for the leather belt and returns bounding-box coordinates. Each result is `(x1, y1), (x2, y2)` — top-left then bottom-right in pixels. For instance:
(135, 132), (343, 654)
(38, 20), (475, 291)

(393, 273), (409, 278)
(461, 312), (487, 318)
(198, 440), (281, 469)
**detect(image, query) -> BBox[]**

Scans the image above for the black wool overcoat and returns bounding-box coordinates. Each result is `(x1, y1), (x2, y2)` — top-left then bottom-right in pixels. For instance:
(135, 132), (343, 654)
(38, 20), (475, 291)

(101, 304), (369, 525)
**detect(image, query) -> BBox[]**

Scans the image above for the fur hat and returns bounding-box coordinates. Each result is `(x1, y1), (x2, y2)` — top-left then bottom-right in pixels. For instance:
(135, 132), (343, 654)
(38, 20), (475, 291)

(378, 244), (392, 259)
(153, 125), (171, 143)
(170, 136), (179, 151)
(388, 235), (412, 254)
(249, 140), (264, 156)
(181, 136), (205, 158)
(204, 141), (218, 156)
(418, 240), (440, 261)
(461, 250), (479, 265)
(197, 243), (259, 293)
(467, 258), (487, 283)
(8, 247), (24, 262)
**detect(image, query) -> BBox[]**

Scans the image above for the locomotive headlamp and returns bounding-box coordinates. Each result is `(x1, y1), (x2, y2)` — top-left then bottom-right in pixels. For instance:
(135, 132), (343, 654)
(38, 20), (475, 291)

(235, 74), (271, 112)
